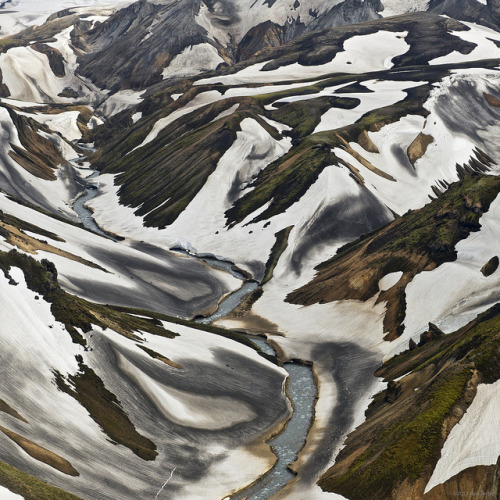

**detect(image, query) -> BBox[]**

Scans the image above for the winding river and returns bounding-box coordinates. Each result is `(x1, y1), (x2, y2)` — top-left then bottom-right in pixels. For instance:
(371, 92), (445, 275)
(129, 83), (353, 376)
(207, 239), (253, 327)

(69, 160), (317, 500)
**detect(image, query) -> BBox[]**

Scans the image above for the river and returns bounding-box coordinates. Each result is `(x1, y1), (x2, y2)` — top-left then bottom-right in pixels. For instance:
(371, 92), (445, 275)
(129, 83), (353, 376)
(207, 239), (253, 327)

(69, 160), (317, 500)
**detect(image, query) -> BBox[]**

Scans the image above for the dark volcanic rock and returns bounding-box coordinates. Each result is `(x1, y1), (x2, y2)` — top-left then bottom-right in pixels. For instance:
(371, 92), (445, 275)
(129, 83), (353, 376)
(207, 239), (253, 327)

(481, 255), (499, 276)
(32, 43), (66, 77)
(419, 322), (444, 346)
(77, 0), (216, 90)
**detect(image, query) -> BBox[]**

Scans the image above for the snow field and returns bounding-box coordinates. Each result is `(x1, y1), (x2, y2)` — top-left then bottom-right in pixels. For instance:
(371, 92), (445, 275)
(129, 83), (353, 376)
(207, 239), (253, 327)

(425, 379), (500, 492)
(197, 31), (410, 86)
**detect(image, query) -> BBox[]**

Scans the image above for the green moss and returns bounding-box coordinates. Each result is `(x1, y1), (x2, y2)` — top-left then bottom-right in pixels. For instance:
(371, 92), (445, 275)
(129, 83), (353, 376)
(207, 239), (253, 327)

(322, 299), (500, 498)
(226, 137), (339, 226)
(55, 361), (157, 461)
(269, 96), (360, 141)
(0, 250), (176, 346)
(320, 370), (471, 499)
(0, 39), (25, 53)
(385, 174), (500, 262)
(0, 459), (81, 500)
(261, 225), (293, 285)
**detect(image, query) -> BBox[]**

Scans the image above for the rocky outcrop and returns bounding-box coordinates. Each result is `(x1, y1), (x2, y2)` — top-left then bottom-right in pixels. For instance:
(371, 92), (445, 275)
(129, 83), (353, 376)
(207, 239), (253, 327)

(358, 129), (380, 153)
(77, 0), (213, 90)
(481, 255), (499, 276)
(32, 43), (65, 77)
(237, 20), (304, 61)
(407, 132), (434, 165)
(319, 304), (500, 499)
(484, 92), (500, 107)
(310, 0), (382, 30)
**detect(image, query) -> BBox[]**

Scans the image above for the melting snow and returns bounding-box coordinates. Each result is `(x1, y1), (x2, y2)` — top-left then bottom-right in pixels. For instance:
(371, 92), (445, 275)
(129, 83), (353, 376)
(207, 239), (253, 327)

(425, 379), (500, 492)
(197, 31), (409, 86)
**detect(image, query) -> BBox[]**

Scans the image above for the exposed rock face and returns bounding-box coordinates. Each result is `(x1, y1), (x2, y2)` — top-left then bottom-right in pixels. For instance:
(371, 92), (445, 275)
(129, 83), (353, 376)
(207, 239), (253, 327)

(0, 68), (10, 98)
(481, 255), (499, 276)
(236, 20), (304, 61)
(310, 0), (383, 30)
(318, 303), (500, 499)
(428, 0), (500, 30)
(419, 322), (444, 346)
(77, 0), (212, 90)
(407, 132), (434, 165)
(484, 92), (500, 107)
(32, 43), (66, 77)
(287, 174), (500, 339)
(423, 460), (500, 499)
(358, 129), (380, 153)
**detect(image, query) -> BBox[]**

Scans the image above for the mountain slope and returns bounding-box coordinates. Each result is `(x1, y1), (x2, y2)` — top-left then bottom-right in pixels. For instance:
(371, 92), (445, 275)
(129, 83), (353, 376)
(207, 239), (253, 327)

(1, 1), (500, 499)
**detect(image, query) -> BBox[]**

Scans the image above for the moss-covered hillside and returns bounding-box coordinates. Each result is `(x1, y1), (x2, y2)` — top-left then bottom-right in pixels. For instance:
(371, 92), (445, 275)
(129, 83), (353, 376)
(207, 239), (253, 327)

(318, 303), (500, 499)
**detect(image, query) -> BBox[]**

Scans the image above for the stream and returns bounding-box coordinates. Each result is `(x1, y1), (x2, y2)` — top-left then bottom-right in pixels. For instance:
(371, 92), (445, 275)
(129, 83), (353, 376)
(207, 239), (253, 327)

(71, 169), (109, 237)
(232, 339), (316, 500)
(69, 160), (317, 500)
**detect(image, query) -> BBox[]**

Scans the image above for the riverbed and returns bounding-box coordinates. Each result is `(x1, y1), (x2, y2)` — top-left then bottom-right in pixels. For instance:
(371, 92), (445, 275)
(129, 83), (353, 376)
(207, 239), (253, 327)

(69, 158), (317, 500)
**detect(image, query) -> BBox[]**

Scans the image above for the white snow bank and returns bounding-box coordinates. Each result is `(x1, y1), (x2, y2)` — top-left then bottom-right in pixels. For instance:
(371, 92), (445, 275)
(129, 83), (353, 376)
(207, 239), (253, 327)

(380, 0), (429, 17)
(425, 379), (500, 492)
(132, 90), (221, 151)
(97, 89), (144, 118)
(26, 110), (82, 141)
(314, 79), (423, 133)
(393, 190), (500, 355)
(430, 21), (500, 65)
(162, 43), (224, 79)
(197, 31), (409, 86)
(118, 353), (257, 429)
(379, 271), (403, 291)
(0, 0), (132, 37)
(0, 486), (24, 499)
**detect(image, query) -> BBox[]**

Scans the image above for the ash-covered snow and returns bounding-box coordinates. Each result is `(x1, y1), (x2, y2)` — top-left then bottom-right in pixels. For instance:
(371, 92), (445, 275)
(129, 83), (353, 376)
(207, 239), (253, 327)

(162, 43), (224, 79)
(197, 31), (410, 85)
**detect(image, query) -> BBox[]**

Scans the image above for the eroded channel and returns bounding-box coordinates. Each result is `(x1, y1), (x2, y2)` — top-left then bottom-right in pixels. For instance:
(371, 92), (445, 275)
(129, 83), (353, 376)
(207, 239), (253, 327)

(69, 160), (317, 500)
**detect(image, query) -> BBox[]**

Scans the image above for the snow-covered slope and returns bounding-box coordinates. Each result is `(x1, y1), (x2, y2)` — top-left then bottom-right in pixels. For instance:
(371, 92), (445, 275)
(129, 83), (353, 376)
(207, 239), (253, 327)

(2, 2), (500, 499)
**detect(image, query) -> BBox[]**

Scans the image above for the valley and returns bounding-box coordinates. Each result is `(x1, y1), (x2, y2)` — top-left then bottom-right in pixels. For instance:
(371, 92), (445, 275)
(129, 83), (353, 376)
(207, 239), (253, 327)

(0, 0), (500, 499)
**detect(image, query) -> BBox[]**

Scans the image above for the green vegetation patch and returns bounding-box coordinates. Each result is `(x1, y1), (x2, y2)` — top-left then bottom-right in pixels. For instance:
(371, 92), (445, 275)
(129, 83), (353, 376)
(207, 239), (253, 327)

(320, 299), (500, 499)
(0, 250), (177, 346)
(269, 96), (360, 142)
(320, 369), (471, 499)
(226, 135), (340, 226)
(55, 360), (157, 461)
(0, 459), (81, 500)
(287, 173), (500, 339)
(290, 173), (500, 301)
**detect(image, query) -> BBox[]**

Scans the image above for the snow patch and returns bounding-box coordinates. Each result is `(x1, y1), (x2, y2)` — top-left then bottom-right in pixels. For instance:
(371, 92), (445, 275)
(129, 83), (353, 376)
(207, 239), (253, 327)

(425, 380), (500, 492)
(430, 21), (500, 65)
(197, 31), (409, 86)
(379, 271), (403, 291)
(162, 43), (224, 79)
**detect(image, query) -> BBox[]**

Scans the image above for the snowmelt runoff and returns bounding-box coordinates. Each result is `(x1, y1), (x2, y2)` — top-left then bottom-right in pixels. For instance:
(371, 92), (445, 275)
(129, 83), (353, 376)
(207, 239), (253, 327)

(70, 165), (318, 499)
